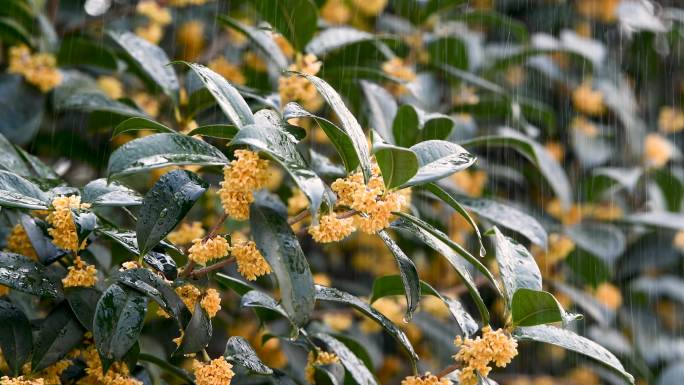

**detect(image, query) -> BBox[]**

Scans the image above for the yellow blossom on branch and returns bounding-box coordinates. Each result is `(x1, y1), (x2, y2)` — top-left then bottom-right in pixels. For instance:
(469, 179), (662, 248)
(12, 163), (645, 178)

(381, 57), (416, 96)
(78, 345), (142, 385)
(208, 57), (246, 85)
(46, 195), (90, 252)
(193, 359), (234, 385)
(279, 54), (323, 111)
(233, 240), (271, 281)
(200, 288), (222, 318)
(97, 76), (124, 99)
(219, 150), (270, 220)
(453, 326), (518, 385)
(6, 224), (37, 260)
(8, 45), (62, 92)
(62, 256), (98, 288)
(167, 222), (206, 245)
(305, 350), (340, 384)
(572, 81), (605, 116)
(308, 213), (356, 243)
(401, 373), (452, 385)
(0, 377), (44, 385)
(188, 236), (230, 265)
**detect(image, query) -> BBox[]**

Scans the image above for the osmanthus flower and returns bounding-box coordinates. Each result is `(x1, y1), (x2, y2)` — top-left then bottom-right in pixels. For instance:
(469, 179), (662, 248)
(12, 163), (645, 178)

(572, 80), (606, 116)
(188, 236), (230, 265)
(135, 1), (171, 26)
(381, 57), (416, 96)
(200, 288), (222, 318)
(575, 0), (621, 23)
(322, 312), (353, 332)
(62, 256), (98, 288)
(78, 345), (142, 385)
(304, 350), (340, 384)
(36, 360), (70, 385)
(453, 326), (518, 385)
(308, 213), (356, 243)
(177, 20), (205, 61)
(208, 57), (246, 86)
(167, 222), (206, 246)
(0, 377), (44, 385)
(320, 0), (351, 25)
(401, 373), (452, 385)
(175, 284), (202, 313)
(219, 150), (270, 220)
(593, 282), (623, 311)
(279, 53), (324, 111)
(46, 195), (90, 252)
(531, 233), (576, 274)
(192, 359), (234, 385)
(643, 133), (674, 169)
(351, 0), (388, 17)
(97, 76), (124, 100)
(659, 106), (684, 133)
(232, 239), (272, 281)
(6, 224), (37, 259)
(8, 45), (62, 92)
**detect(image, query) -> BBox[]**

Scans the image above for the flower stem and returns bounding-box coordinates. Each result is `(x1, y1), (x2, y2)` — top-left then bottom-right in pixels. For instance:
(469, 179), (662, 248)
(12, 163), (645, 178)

(190, 257), (236, 278)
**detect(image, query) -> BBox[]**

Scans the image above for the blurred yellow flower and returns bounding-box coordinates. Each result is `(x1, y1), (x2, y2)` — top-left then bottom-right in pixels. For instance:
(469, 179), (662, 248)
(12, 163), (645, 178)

(8, 45), (62, 92)
(659, 106), (684, 133)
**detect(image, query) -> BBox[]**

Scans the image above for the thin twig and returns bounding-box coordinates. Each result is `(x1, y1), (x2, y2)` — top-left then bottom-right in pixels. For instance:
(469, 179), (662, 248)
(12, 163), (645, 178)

(204, 213), (228, 241)
(190, 257), (235, 278)
(287, 209), (311, 225)
(180, 260), (196, 278)
(434, 363), (460, 379)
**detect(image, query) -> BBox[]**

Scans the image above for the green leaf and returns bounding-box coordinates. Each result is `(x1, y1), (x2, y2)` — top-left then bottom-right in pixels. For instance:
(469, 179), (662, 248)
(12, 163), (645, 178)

(0, 252), (60, 298)
(240, 290), (292, 322)
(187, 124), (239, 139)
(314, 285), (418, 368)
(54, 72), (146, 118)
(392, 105), (420, 148)
(214, 273), (256, 296)
(142, 251), (178, 280)
(136, 169), (207, 256)
(402, 140), (476, 188)
(107, 133), (228, 178)
(360, 81), (397, 144)
(567, 223), (625, 266)
(306, 27), (378, 57)
(232, 125), (326, 218)
(315, 333), (378, 385)
(182, 62), (255, 127)
(377, 230), (420, 320)
(461, 131), (572, 210)
(625, 211), (684, 230)
(425, 36), (469, 70)
(369, 275), (478, 336)
(108, 30), (179, 102)
(390, 215), (491, 324)
(57, 37), (118, 70)
(176, 303), (212, 355)
(94, 283), (149, 368)
(283, 102), (359, 173)
(32, 303), (85, 371)
(82, 179), (142, 207)
(0, 170), (49, 209)
(65, 286), (102, 330)
(514, 325), (634, 384)
(13, 145), (58, 180)
(371, 130), (419, 189)
(217, 16), (288, 70)
(0, 133), (31, 176)
(252, 0), (318, 51)
(112, 117), (175, 137)
(492, 226), (542, 305)
(511, 289), (564, 327)
(250, 192), (315, 326)
(0, 16), (31, 46)
(224, 336), (273, 375)
(138, 353), (195, 385)
(19, 214), (65, 265)
(0, 300), (32, 375)
(0, 74), (45, 145)
(96, 229), (182, 257)
(288, 72), (372, 181)
(454, 10), (529, 42)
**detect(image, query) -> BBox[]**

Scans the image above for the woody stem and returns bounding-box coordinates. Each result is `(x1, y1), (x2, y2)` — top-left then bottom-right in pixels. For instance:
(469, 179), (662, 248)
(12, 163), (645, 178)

(435, 362), (460, 379)
(190, 257), (236, 278)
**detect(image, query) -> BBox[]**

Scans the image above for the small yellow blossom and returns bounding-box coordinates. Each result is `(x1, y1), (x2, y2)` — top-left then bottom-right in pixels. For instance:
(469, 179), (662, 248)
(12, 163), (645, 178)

(313, 273), (331, 286)
(452, 86), (479, 106)
(544, 141), (565, 162)
(193, 359), (234, 385)
(78, 345), (142, 385)
(382, 57), (416, 96)
(47, 196), (90, 252)
(39, 360), (70, 385)
(566, 367), (600, 385)
(168, 222), (206, 245)
(8, 45), (62, 92)
(219, 150), (270, 220)
(279, 54), (323, 111)
(97, 76), (124, 99)
(135, 23), (164, 44)
(659, 106), (684, 133)
(188, 236), (230, 266)
(594, 282), (622, 310)
(421, 296), (450, 319)
(136, 1), (171, 25)
(168, 0), (214, 7)
(233, 240), (271, 281)
(6, 224), (37, 260)
(200, 288), (222, 318)
(244, 51), (268, 72)
(571, 116), (599, 137)
(62, 256), (98, 288)
(572, 81), (605, 116)
(0, 286), (9, 296)
(176, 284), (202, 312)
(309, 213), (356, 243)
(273, 34), (295, 60)
(545, 199), (584, 226)
(533, 233), (575, 273)
(644, 133), (673, 168)
(0, 377), (44, 385)
(401, 373), (452, 385)
(287, 188), (309, 216)
(453, 326), (518, 385)
(320, 0), (351, 25)
(351, 0), (388, 17)
(132, 92), (160, 117)
(208, 57), (246, 85)
(451, 170), (487, 198)
(305, 350), (340, 384)
(120, 261), (139, 271)
(576, 0), (621, 23)
(322, 313), (353, 331)
(177, 21), (205, 61)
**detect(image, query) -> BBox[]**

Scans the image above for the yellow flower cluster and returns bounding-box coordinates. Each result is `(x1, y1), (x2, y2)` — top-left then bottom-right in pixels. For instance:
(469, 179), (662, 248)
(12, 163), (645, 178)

(453, 326), (518, 385)
(644, 133), (673, 168)
(572, 81), (605, 116)
(8, 45), (62, 92)
(279, 54), (323, 111)
(46, 195), (90, 252)
(177, 21), (205, 61)
(401, 373), (452, 385)
(97, 76), (124, 99)
(532, 233), (576, 273)
(192, 359), (234, 385)
(168, 0), (213, 7)
(233, 240), (271, 281)
(571, 116), (599, 137)
(593, 282), (622, 310)
(176, 284), (202, 312)
(451, 170), (488, 198)
(77, 346), (141, 385)
(351, 0), (388, 17)
(6, 224), (37, 260)
(546, 199), (623, 226)
(208, 57), (246, 85)
(62, 256), (98, 288)
(320, 0), (351, 25)
(188, 236), (230, 265)
(0, 377), (43, 385)
(305, 350), (340, 384)
(381, 57), (416, 96)
(0, 286), (9, 296)
(576, 0), (620, 23)
(331, 165), (408, 234)
(38, 360), (70, 385)
(200, 288), (222, 318)
(308, 213), (356, 243)
(659, 106), (684, 133)
(168, 222), (206, 245)
(134, 1), (171, 44)
(219, 150), (270, 220)
(322, 313), (353, 331)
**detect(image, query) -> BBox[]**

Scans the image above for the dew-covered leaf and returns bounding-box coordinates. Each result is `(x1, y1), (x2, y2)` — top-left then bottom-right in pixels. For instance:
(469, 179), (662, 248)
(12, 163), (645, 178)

(402, 140), (476, 188)
(82, 178), (142, 207)
(112, 117), (174, 137)
(252, 0), (318, 51)
(492, 227), (542, 305)
(0, 252), (60, 298)
(224, 336), (273, 375)
(377, 230), (420, 320)
(65, 286), (102, 330)
(32, 303), (85, 371)
(315, 333), (377, 385)
(371, 130), (418, 189)
(0, 299), (32, 375)
(511, 288), (564, 327)
(0, 170), (49, 210)
(175, 303), (212, 355)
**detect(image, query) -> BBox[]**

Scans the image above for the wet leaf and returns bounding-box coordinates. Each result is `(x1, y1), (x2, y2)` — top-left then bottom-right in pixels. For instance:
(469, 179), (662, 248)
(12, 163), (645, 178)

(0, 74), (44, 145)
(214, 272), (256, 296)
(511, 289), (564, 327)
(315, 333), (377, 385)
(514, 325), (634, 384)
(176, 303), (212, 355)
(118, 268), (191, 327)
(32, 303), (85, 371)
(0, 299), (32, 375)
(0, 133), (31, 176)
(253, 0), (318, 51)
(94, 283), (149, 369)
(82, 178), (142, 207)
(233, 125), (326, 218)
(107, 133), (228, 178)
(492, 227), (542, 305)
(240, 290), (291, 322)
(224, 336), (273, 375)
(306, 27), (377, 57)
(371, 130), (418, 189)
(96, 229), (182, 257)
(217, 16), (288, 70)
(135, 170), (207, 257)
(250, 192), (315, 326)
(0, 170), (48, 209)
(112, 117), (174, 137)
(0, 252), (60, 298)
(57, 37), (118, 70)
(360, 81), (397, 143)
(402, 140), (476, 188)
(625, 211), (684, 230)
(108, 30), (179, 102)
(377, 230), (420, 320)
(65, 286), (102, 330)
(20, 214), (66, 264)
(142, 251), (178, 280)
(187, 124), (238, 140)
(567, 223), (625, 266)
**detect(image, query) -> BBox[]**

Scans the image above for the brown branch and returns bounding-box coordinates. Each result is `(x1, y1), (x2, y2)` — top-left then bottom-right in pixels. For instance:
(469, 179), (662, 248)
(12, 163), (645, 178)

(190, 257), (235, 278)
(287, 209), (311, 225)
(434, 363), (460, 379)
(204, 212), (228, 241)
(180, 260), (196, 278)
